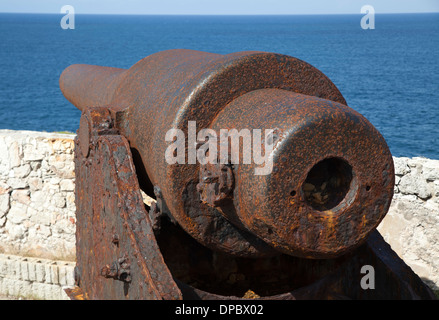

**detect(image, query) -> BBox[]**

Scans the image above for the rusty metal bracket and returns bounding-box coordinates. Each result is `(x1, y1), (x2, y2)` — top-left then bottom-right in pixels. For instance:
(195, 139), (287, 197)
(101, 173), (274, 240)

(78, 107), (117, 158)
(100, 255), (132, 283)
(197, 162), (234, 206)
(72, 128), (181, 300)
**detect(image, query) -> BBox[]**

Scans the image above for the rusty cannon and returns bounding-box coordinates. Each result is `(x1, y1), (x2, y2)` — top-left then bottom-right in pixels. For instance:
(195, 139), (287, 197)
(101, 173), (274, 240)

(59, 49), (435, 300)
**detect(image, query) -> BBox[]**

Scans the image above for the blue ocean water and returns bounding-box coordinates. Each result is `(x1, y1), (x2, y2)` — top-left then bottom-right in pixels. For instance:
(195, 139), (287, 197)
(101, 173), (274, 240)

(0, 13), (438, 159)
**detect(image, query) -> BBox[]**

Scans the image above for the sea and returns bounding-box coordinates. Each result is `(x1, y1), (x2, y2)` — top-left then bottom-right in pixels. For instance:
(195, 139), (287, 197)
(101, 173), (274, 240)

(0, 13), (438, 159)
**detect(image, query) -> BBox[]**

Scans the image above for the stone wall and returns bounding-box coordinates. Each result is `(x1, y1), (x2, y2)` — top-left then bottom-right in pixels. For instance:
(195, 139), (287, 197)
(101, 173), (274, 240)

(0, 130), (76, 261)
(0, 254), (75, 300)
(0, 129), (438, 298)
(378, 156), (439, 290)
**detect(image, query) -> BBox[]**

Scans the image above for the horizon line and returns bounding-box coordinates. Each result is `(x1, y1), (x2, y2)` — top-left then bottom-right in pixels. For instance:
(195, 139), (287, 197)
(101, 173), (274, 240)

(1, 11), (438, 16)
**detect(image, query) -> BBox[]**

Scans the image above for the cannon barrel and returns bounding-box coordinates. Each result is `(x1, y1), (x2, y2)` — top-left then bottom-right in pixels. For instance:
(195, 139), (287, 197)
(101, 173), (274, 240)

(60, 64), (126, 111)
(60, 49), (394, 259)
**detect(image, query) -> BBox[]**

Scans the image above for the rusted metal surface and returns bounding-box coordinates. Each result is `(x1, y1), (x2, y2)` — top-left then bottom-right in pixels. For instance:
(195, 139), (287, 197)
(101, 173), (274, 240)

(74, 123), (181, 299)
(60, 49), (436, 299)
(197, 162), (234, 207)
(64, 286), (88, 300)
(171, 230), (436, 300)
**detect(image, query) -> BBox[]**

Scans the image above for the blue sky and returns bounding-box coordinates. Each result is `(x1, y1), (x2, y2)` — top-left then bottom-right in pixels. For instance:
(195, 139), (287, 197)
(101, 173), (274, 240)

(1, 0), (438, 15)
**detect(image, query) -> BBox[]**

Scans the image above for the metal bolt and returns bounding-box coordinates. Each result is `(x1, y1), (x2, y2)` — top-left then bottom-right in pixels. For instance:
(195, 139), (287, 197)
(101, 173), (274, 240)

(111, 234), (119, 245)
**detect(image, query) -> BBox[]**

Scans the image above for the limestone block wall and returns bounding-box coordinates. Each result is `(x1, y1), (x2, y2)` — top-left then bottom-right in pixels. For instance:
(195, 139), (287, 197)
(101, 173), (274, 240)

(0, 130), (76, 261)
(0, 254), (75, 300)
(378, 157), (439, 290)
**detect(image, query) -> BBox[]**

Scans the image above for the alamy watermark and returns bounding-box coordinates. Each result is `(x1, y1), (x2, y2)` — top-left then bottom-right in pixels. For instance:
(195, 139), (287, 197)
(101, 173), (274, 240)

(60, 5), (75, 30)
(361, 5), (375, 30)
(164, 121), (278, 176)
(360, 265), (375, 290)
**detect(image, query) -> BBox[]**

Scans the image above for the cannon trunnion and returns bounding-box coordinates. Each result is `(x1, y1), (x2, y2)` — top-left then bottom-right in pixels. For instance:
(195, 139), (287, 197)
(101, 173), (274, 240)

(60, 49), (435, 300)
